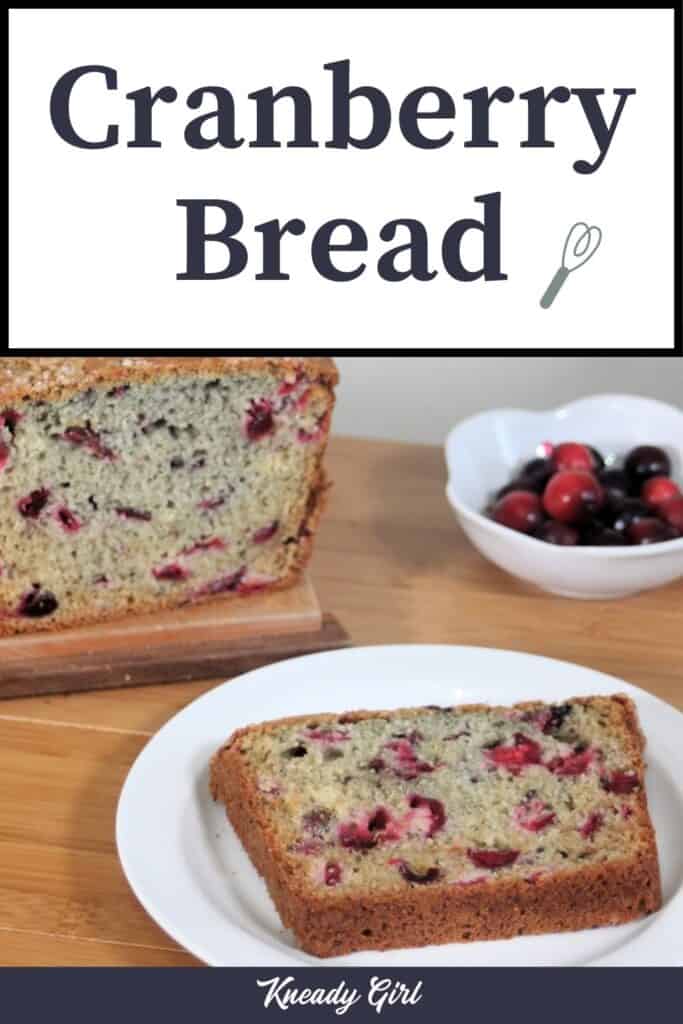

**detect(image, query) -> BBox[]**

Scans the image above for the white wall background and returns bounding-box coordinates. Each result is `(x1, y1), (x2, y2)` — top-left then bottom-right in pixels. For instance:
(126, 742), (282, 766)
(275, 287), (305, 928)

(333, 357), (683, 443)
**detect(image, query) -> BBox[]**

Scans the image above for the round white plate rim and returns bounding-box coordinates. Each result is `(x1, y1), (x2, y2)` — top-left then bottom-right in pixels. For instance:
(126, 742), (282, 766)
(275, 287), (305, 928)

(116, 644), (683, 968)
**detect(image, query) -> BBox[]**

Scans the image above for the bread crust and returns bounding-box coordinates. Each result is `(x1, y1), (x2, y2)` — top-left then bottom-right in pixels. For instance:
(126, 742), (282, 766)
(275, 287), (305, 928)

(0, 356), (336, 637)
(0, 356), (338, 407)
(210, 696), (662, 959)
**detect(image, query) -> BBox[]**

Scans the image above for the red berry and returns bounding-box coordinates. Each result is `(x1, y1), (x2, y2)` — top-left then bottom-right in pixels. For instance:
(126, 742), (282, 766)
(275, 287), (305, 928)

(536, 521), (579, 546)
(245, 399), (275, 442)
(0, 442), (9, 472)
(153, 562), (191, 582)
(513, 797), (556, 833)
(395, 861), (441, 885)
(628, 518), (679, 545)
(660, 495), (683, 532)
(603, 771), (639, 794)
(253, 521), (280, 544)
(553, 442), (594, 472)
(491, 490), (543, 534)
(18, 487), (50, 519)
(55, 506), (82, 533)
(642, 476), (680, 508)
(467, 848), (519, 870)
(546, 749), (594, 776)
(486, 733), (542, 774)
(579, 812), (603, 839)
(542, 471), (605, 524)
(407, 795), (446, 837)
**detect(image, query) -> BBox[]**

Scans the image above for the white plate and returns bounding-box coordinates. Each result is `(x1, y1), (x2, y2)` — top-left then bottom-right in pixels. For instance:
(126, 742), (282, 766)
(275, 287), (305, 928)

(116, 646), (683, 967)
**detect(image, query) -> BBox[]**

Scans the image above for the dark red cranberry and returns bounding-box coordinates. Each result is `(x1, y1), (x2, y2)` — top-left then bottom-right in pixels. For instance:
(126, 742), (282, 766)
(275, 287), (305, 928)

(18, 586), (59, 618)
(518, 457), (555, 493)
(18, 488), (50, 519)
(628, 518), (679, 545)
(324, 862), (342, 886)
(553, 443), (594, 473)
(514, 797), (556, 832)
(642, 476), (680, 509)
(55, 506), (82, 533)
(181, 538), (226, 556)
(62, 425), (115, 461)
(536, 521), (579, 546)
(253, 521), (280, 544)
(487, 733), (542, 774)
(245, 399), (275, 442)
(153, 563), (190, 582)
(0, 442), (10, 472)
(396, 862), (441, 885)
(408, 795), (446, 837)
(543, 471), (605, 524)
(610, 498), (650, 533)
(467, 848), (519, 870)
(542, 704), (572, 735)
(660, 496), (683, 532)
(116, 507), (152, 522)
(491, 490), (544, 534)
(603, 771), (639, 794)
(579, 812), (603, 839)
(197, 568), (246, 597)
(546, 749), (593, 776)
(625, 446), (671, 487)
(581, 522), (628, 546)
(597, 469), (631, 503)
(199, 496), (225, 511)
(1, 408), (23, 434)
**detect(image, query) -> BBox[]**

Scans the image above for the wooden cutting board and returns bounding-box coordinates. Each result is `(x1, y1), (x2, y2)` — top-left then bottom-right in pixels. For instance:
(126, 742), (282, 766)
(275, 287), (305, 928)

(0, 575), (350, 699)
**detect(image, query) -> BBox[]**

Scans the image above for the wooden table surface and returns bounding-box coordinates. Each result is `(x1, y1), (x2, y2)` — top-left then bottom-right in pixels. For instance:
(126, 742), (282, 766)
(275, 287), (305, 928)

(2, 436), (682, 967)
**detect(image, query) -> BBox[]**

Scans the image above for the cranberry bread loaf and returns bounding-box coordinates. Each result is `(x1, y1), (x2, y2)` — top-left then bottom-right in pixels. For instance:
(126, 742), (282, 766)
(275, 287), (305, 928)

(210, 694), (661, 957)
(0, 357), (337, 635)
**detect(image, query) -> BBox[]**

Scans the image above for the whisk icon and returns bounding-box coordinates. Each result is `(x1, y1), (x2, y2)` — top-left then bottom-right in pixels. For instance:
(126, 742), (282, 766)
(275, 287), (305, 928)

(540, 222), (602, 309)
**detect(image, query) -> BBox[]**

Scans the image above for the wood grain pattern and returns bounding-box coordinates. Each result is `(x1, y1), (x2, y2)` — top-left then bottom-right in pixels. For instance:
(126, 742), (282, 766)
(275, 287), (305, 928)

(1, 436), (682, 966)
(0, 576), (349, 699)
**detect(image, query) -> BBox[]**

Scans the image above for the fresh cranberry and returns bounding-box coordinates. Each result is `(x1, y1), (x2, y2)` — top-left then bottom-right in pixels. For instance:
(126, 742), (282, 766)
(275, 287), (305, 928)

(55, 506), (82, 533)
(491, 490), (544, 534)
(625, 445), (671, 486)
(245, 399), (275, 442)
(581, 522), (628, 546)
(543, 471), (605, 524)
(17, 586), (58, 618)
(253, 521), (280, 544)
(553, 442), (594, 473)
(18, 488), (50, 519)
(642, 476), (680, 508)
(597, 469), (631, 503)
(518, 458), (555, 493)
(660, 496), (683, 532)
(610, 498), (650, 533)
(324, 862), (342, 887)
(338, 807), (397, 850)
(486, 733), (542, 774)
(407, 795), (446, 837)
(536, 521), (579, 546)
(62, 425), (115, 461)
(546, 749), (594, 776)
(116, 507), (152, 522)
(467, 848), (519, 870)
(394, 861), (441, 885)
(628, 518), (679, 545)
(153, 563), (190, 582)
(579, 812), (603, 839)
(603, 770), (639, 794)
(0, 442), (9, 472)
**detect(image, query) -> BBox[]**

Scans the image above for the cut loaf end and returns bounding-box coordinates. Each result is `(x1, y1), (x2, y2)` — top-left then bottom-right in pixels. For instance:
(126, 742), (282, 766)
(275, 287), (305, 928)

(0, 357), (337, 635)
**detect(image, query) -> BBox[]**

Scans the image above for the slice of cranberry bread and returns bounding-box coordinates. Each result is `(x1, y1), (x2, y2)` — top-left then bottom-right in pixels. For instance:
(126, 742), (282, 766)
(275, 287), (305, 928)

(210, 694), (661, 958)
(0, 357), (337, 635)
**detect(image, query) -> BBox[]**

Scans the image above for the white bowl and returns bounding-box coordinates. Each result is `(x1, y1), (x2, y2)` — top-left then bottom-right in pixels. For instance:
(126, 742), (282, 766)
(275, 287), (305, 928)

(445, 394), (683, 599)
